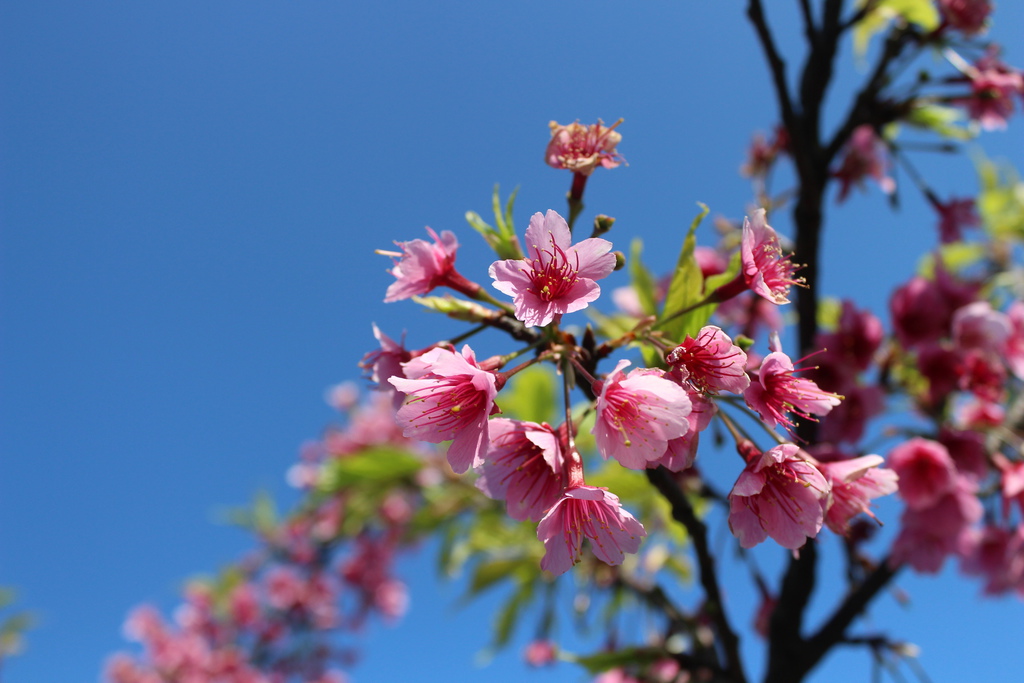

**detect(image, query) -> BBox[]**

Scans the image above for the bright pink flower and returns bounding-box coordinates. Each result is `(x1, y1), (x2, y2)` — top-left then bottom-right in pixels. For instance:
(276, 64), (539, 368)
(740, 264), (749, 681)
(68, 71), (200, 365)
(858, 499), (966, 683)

(728, 443), (831, 549)
(933, 197), (980, 244)
(475, 419), (565, 522)
(360, 324), (412, 410)
(592, 360), (692, 469)
(960, 525), (1023, 595)
(489, 210), (615, 327)
(666, 325), (750, 395)
(380, 227), (461, 302)
(389, 345), (499, 474)
(649, 390), (717, 472)
(891, 477), (982, 573)
(740, 209), (802, 305)
(523, 640), (557, 667)
(957, 348), (1007, 402)
(818, 455), (899, 535)
(938, 0), (992, 35)
(537, 485), (646, 575)
(745, 350), (841, 433)
(888, 438), (958, 510)
(814, 300), (884, 378)
(915, 342), (962, 407)
(740, 125), (789, 178)
(1003, 300), (1024, 379)
(545, 119), (624, 175)
(1000, 460), (1024, 518)
(956, 64), (1023, 132)
(832, 125), (895, 203)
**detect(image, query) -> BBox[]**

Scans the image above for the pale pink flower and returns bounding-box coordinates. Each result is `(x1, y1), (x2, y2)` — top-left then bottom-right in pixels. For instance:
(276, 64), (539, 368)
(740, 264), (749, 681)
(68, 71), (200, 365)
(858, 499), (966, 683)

(953, 301), (1011, 354)
(380, 227), (460, 302)
(360, 324), (412, 410)
(649, 390), (717, 472)
(728, 443), (831, 549)
(666, 325), (750, 395)
(938, 0), (992, 35)
(832, 125), (895, 202)
(489, 210), (615, 327)
(592, 360), (692, 469)
(475, 419), (565, 522)
(933, 197), (980, 244)
(745, 350), (842, 433)
(888, 438), (958, 510)
(740, 209), (803, 305)
(523, 640), (557, 667)
(389, 345), (499, 474)
(960, 525), (1022, 595)
(891, 477), (982, 573)
(818, 455), (899, 535)
(537, 485), (646, 575)
(957, 65), (1023, 131)
(546, 119), (624, 175)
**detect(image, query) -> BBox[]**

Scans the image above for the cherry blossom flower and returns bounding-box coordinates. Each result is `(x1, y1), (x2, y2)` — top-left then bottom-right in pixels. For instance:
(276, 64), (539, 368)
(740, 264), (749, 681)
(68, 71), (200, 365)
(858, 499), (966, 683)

(380, 227), (463, 302)
(489, 210), (615, 327)
(1003, 300), (1024, 379)
(389, 345), (499, 474)
(832, 125), (895, 203)
(666, 325), (750, 395)
(649, 390), (717, 472)
(819, 384), (884, 444)
(955, 59), (1024, 131)
(745, 349), (842, 433)
(888, 438), (958, 510)
(891, 477), (982, 573)
(938, 0), (992, 35)
(740, 209), (802, 305)
(933, 197), (980, 244)
(728, 443), (831, 549)
(545, 119), (624, 176)
(817, 455), (899, 535)
(740, 125), (789, 178)
(360, 324), (412, 410)
(537, 485), (646, 575)
(523, 640), (557, 667)
(592, 360), (692, 469)
(475, 419), (565, 522)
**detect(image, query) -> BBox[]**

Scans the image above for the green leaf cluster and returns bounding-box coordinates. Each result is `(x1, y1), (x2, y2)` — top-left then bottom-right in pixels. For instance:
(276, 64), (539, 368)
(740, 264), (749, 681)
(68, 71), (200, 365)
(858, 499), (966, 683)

(466, 185), (524, 260)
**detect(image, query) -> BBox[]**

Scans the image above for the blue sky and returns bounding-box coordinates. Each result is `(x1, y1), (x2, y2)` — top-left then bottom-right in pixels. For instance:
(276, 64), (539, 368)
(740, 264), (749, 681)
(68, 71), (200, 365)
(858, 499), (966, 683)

(2, 1), (1023, 681)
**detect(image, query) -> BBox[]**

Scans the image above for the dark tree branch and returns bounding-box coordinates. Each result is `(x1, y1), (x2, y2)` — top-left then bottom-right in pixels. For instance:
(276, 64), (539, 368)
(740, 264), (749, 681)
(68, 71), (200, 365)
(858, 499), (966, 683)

(646, 467), (748, 683)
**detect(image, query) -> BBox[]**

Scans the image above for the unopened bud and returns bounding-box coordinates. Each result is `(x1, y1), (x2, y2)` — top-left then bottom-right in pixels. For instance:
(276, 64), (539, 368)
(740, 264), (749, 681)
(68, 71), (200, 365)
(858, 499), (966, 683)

(592, 214), (616, 237)
(613, 251), (627, 271)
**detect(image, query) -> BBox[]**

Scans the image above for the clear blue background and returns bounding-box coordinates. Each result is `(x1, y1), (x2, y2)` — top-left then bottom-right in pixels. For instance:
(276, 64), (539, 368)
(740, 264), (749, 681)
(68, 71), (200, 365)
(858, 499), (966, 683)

(2, 1), (1023, 681)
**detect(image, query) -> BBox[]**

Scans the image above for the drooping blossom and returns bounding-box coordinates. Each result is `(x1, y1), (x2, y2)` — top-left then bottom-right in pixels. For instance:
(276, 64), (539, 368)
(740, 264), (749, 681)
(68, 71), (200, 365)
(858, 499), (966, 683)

(592, 360), (692, 470)
(888, 438), (958, 510)
(360, 324), (412, 410)
(890, 477), (982, 573)
(728, 443), (831, 549)
(475, 419), (565, 522)
(832, 125), (895, 203)
(740, 209), (803, 305)
(389, 345), (499, 474)
(666, 325), (750, 395)
(489, 210), (616, 327)
(938, 0), (992, 35)
(380, 227), (465, 302)
(933, 197), (980, 244)
(545, 119), (624, 176)
(745, 349), (842, 433)
(817, 455), (899, 535)
(537, 485), (646, 575)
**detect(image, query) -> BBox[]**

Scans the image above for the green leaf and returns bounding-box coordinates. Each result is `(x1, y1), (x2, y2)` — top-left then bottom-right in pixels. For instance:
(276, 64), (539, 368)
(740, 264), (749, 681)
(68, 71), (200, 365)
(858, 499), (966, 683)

(317, 447), (423, 493)
(497, 365), (557, 424)
(976, 155), (1024, 239)
(493, 579), (536, 648)
(853, 0), (939, 57)
(659, 203), (711, 342)
(569, 647), (665, 674)
(467, 186), (523, 260)
(905, 103), (974, 141)
(628, 238), (659, 317)
(817, 297), (842, 332)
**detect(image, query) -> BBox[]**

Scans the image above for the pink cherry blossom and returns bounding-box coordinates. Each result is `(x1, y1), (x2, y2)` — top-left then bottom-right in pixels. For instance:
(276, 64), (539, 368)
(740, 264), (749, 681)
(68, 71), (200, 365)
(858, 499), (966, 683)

(952, 301), (1012, 354)
(537, 485), (646, 575)
(956, 63), (1023, 132)
(740, 209), (803, 305)
(819, 384), (884, 445)
(817, 455), (899, 535)
(389, 345), (499, 474)
(649, 390), (717, 472)
(666, 325), (750, 395)
(933, 197), (980, 244)
(888, 438), (958, 510)
(359, 324), (412, 410)
(545, 119), (624, 175)
(380, 227), (461, 302)
(890, 477), (982, 573)
(728, 443), (831, 549)
(1003, 300), (1024, 379)
(489, 210), (615, 327)
(523, 640), (557, 667)
(814, 300), (884, 377)
(475, 419), (565, 522)
(832, 125), (895, 203)
(592, 360), (692, 469)
(938, 0), (992, 35)
(745, 350), (842, 433)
